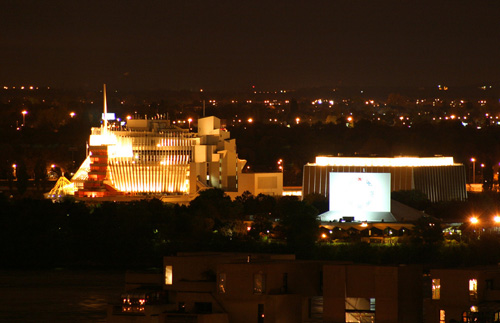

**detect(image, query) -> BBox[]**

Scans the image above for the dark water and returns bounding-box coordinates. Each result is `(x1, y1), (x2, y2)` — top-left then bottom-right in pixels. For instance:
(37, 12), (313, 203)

(0, 270), (125, 323)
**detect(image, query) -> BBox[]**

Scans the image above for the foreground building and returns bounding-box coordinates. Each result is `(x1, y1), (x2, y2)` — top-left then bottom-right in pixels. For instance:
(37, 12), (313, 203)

(108, 253), (423, 323)
(303, 156), (467, 203)
(425, 267), (500, 323)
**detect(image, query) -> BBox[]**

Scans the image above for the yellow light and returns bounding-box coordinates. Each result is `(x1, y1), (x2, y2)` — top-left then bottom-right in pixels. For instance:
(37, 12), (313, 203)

(70, 112), (76, 118)
(188, 118), (193, 122)
(347, 116), (353, 122)
(295, 117), (300, 124)
(494, 216), (500, 223)
(247, 226), (252, 231)
(247, 118), (253, 123)
(361, 222), (368, 227)
(12, 164), (16, 168)
(321, 233), (327, 239)
(21, 110), (28, 115)
(314, 156), (456, 167)
(126, 115), (132, 120)
(470, 217), (479, 224)
(470, 158), (476, 162)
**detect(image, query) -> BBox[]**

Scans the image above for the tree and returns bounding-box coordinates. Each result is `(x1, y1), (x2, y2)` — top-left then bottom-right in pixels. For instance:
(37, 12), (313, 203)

(409, 216), (443, 245)
(276, 196), (319, 257)
(15, 160), (29, 196)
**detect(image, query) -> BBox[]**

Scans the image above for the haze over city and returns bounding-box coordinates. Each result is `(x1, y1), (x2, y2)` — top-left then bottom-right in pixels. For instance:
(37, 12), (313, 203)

(2, 1), (500, 91)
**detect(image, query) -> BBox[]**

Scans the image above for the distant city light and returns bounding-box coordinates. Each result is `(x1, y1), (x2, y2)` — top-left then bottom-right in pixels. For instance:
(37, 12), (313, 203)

(470, 216), (479, 224)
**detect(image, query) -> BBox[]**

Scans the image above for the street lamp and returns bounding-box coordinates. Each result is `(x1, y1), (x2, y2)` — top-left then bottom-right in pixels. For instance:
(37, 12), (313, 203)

(69, 112), (76, 118)
(277, 159), (283, 172)
(187, 118), (192, 131)
(21, 110), (28, 126)
(471, 158), (476, 183)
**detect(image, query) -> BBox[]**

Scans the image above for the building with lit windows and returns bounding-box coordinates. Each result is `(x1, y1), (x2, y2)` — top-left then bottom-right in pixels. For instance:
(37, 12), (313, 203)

(303, 156), (467, 203)
(425, 267), (500, 323)
(107, 253), (423, 323)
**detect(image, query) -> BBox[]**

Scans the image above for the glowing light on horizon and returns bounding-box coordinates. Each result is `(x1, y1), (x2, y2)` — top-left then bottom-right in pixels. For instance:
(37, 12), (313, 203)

(314, 156), (456, 167)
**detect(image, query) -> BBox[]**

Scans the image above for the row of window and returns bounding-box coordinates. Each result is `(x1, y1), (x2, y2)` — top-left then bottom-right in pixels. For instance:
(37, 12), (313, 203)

(432, 278), (477, 300)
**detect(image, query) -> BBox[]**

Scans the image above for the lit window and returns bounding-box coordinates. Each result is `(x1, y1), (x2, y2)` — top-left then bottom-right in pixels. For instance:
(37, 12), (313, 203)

(432, 279), (441, 300)
(218, 273), (226, 294)
(165, 265), (173, 285)
(253, 272), (266, 294)
(440, 309), (445, 323)
(469, 279), (478, 300)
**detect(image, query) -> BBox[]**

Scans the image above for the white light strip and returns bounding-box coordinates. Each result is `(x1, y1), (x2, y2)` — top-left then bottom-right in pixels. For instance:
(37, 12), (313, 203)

(314, 156), (456, 167)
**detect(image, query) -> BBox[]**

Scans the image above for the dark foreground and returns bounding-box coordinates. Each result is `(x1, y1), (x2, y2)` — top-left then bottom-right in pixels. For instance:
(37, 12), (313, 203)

(0, 270), (124, 323)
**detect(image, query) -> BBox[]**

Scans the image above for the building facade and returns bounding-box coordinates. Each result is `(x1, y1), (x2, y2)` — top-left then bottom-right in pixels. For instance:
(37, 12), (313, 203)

(65, 115), (247, 201)
(303, 156), (467, 202)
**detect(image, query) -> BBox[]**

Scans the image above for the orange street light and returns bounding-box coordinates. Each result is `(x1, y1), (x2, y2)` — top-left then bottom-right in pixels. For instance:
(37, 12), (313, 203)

(21, 110), (28, 126)
(471, 158), (476, 183)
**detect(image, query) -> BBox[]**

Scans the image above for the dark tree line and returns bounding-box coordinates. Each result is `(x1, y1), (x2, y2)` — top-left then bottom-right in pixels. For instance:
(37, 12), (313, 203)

(0, 189), (320, 269)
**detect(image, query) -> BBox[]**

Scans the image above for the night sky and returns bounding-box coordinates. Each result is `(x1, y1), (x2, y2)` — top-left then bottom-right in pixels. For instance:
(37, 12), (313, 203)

(2, 0), (500, 91)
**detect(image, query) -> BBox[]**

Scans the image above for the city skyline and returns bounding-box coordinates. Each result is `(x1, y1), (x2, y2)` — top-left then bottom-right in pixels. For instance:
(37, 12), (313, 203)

(2, 1), (500, 91)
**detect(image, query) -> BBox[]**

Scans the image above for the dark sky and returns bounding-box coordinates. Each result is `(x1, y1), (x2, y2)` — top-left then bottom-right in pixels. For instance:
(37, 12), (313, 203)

(2, 0), (500, 91)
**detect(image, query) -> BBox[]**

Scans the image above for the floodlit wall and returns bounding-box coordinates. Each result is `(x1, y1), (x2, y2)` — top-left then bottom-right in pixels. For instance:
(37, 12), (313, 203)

(303, 157), (467, 202)
(238, 173), (283, 196)
(107, 130), (196, 194)
(72, 116), (248, 197)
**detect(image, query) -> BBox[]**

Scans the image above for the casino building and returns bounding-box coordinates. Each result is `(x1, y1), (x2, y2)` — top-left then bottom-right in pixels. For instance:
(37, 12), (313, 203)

(303, 156), (467, 203)
(47, 86), (285, 202)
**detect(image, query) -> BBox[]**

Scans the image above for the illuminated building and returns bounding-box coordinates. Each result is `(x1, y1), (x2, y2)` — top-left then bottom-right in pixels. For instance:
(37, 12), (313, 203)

(51, 86), (247, 201)
(303, 156), (467, 202)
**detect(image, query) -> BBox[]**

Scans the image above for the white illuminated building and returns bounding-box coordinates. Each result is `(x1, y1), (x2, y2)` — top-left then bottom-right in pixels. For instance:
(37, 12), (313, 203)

(70, 115), (247, 200)
(303, 155), (467, 203)
(321, 172), (396, 222)
(52, 86), (247, 201)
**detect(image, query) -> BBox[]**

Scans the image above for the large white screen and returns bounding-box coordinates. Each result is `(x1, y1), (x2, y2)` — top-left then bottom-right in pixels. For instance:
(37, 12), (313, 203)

(329, 172), (391, 213)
